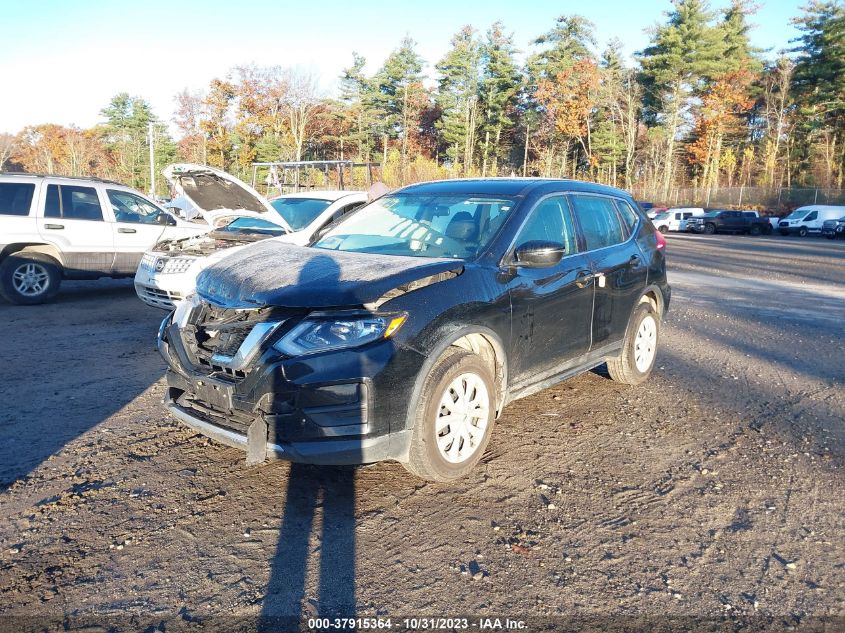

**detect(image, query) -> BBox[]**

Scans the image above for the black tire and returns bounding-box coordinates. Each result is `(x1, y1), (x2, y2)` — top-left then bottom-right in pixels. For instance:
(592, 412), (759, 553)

(0, 254), (62, 305)
(798, 227), (808, 237)
(404, 348), (496, 482)
(704, 223), (716, 235)
(749, 224), (762, 236)
(606, 302), (660, 386)
(657, 225), (668, 234)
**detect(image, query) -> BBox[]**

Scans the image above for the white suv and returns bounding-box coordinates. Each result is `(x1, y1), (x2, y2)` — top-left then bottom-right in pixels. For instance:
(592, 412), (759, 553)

(0, 173), (209, 304)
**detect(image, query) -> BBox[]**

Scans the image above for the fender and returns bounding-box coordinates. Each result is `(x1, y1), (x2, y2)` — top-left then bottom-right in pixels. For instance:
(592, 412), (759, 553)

(402, 323), (509, 438)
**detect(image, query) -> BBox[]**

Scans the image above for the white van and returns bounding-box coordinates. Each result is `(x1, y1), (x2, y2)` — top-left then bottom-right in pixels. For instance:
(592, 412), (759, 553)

(778, 205), (845, 236)
(652, 208), (704, 233)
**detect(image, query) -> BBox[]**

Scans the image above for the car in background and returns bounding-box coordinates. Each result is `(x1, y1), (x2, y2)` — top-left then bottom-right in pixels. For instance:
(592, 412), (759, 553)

(0, 172), (208, 304)
(269, 191), (368, 246)
(778, 206), (845, 237)
(686, 210), (772, 235)
(157, 178), (670, 480)
(134, 163), (294, 309)
(652, 207), (704, 233)
(134, 166), (367, 310)
(821, 214), (845, 239)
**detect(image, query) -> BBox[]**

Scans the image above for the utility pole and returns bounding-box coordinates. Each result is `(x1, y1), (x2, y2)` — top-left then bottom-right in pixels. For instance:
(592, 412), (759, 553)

(148, 122), (155, 198)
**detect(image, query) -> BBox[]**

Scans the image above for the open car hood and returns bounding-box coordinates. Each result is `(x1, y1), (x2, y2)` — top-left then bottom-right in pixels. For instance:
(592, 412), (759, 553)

(195, 240), (463, 309)
(162, 163), (290, 230)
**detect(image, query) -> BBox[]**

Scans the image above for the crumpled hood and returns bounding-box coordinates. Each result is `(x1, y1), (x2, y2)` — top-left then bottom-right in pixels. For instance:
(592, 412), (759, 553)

(196, 239), (463, 309)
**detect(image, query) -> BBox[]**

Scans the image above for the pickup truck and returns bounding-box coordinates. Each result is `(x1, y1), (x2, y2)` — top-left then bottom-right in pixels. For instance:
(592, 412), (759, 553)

(686, 210), (773, 236)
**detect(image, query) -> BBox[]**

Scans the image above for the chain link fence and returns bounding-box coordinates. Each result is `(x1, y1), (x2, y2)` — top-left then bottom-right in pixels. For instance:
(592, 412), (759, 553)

(631, 186), (845, 210)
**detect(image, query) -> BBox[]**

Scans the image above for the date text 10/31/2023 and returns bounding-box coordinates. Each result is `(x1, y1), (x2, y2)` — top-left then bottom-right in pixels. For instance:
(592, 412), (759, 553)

(307, 617), (528, 630)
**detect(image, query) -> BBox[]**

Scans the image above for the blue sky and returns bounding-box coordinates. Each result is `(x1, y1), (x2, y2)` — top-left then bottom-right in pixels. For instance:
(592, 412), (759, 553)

(0, 0), (803, 134)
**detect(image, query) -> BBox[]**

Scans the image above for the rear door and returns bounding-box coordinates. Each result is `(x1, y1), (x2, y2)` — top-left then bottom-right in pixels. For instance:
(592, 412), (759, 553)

(569, 194), (648, 349)
(105, 188), (168, 274)
(507, 194), (594, 384)
(0, 179), (40, 244)
(37, 181), (114, 275)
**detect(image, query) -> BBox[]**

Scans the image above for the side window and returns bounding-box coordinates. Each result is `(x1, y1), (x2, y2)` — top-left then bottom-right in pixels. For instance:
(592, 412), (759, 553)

(331, 201), (365, 224)
(571, 195), (626, 251)
(44, 184), (103, 221)
(613, 199), (640, 236)
(514, 196), (578, 255)
(0, 183), (36, 216)
(804, 211), (818, 221)
(108, 189), (164, 224)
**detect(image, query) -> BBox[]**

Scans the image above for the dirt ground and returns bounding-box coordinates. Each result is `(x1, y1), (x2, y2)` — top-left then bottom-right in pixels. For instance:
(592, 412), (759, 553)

(0, 235), (843, 632)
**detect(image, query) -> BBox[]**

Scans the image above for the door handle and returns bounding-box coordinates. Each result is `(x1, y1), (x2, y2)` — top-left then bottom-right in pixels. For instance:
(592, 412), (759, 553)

(118, 227), (137, 234)
(575, 270), (595, 288)
(44, 223), (64, 230)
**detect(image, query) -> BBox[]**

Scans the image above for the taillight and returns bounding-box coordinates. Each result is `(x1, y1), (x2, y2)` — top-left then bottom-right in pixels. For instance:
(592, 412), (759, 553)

(655, 231), (667, 251)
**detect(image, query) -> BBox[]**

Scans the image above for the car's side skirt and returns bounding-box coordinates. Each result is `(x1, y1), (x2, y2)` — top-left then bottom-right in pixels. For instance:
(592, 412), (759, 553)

(504, 341), (623, 406)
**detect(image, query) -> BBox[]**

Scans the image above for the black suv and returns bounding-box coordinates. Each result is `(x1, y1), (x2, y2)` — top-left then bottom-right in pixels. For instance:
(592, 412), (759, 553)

(157, 179), (670, 481)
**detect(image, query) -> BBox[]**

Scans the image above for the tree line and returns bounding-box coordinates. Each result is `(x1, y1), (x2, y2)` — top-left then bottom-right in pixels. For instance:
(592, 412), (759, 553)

(2, 0), (845, 205)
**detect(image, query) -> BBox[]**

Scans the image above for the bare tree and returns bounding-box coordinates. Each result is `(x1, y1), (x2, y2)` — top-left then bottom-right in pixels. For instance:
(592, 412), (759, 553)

(284, 69), (323, 164)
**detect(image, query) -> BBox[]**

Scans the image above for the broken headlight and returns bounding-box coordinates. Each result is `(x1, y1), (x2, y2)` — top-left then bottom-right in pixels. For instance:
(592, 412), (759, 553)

(273, 313), (406, 356)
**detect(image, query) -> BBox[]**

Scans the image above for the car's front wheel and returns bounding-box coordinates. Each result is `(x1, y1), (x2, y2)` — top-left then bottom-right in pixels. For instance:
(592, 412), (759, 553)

(798, 227), (808, 237)
(0, 254), (62, 305)
(704, 223), (716, 235)
(404, 348), (496, 482)
(606, 302), (659, 385)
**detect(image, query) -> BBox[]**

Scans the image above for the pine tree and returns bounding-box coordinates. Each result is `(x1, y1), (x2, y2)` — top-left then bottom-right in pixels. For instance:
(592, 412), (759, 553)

(371, 37), (427, 176)
(478, 22), (521, 176)
(340, 53), (375, 161)
(435, 26), (481, 173)
(638, 0), (726, 197)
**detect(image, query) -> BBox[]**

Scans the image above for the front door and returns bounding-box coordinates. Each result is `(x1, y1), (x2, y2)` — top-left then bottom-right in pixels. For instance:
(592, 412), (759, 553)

(105, 189), (168, 274)
(507, 195), (594, 386)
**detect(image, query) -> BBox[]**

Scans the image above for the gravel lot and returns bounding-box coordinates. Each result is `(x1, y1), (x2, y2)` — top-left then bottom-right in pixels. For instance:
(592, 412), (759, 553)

(0, 235), (843, 631)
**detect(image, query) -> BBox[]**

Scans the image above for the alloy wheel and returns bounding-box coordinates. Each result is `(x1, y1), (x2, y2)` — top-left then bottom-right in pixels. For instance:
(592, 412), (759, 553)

(12, 262), (50, 297)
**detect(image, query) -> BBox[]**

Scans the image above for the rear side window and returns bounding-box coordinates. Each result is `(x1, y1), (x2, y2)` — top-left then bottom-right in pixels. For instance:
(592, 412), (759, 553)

(570, 195), (626, 251)
(45, 184), (103, 221)
(613, 200), (640, 236)
(0, 182), (36, 216)
(515, 195), (578, 255)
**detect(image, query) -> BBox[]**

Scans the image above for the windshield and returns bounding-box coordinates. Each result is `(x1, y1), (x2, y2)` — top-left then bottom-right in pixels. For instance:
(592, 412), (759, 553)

(218, 217), (286, 236)
(784, 209), (810, 220)
(312, 193), (516, 259)
(701, 211), (720, 217)
(653, 212), (670, 220)
(271, 197), (333, 231)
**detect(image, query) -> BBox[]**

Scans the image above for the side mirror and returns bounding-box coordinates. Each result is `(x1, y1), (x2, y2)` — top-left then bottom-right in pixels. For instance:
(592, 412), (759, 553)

(159, 212), (177, 226)
(514, 241), (565, 268)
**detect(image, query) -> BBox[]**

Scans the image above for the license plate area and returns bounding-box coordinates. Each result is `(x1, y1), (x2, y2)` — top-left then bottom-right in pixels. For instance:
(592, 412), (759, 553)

(193, 380), (234, 412)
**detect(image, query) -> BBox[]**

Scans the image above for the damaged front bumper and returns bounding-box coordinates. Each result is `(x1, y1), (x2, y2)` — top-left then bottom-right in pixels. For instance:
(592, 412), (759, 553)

(157, 309), (419, 466)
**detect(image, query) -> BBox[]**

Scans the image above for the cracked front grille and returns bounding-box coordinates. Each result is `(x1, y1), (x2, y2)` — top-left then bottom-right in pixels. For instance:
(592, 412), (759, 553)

(177, 301), (300, 380)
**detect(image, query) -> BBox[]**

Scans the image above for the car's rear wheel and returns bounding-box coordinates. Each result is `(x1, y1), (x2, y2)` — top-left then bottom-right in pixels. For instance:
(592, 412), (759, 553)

(0, 254), (62, 305)
(404, 348), (496, 482)
(704, 223), (716, 235)
(606, 302), (659, 386)
(750, 224), (762, 236)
